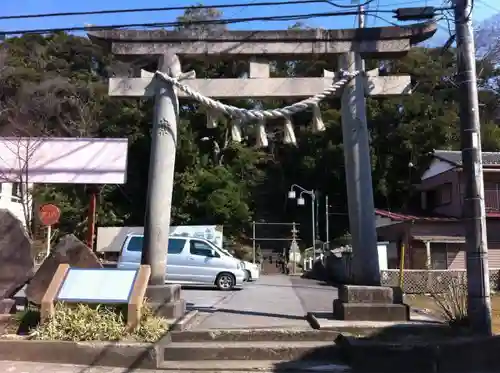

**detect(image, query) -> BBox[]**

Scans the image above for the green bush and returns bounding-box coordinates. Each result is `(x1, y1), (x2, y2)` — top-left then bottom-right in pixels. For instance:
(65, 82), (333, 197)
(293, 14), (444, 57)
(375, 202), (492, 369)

(31, 302), (169, 342)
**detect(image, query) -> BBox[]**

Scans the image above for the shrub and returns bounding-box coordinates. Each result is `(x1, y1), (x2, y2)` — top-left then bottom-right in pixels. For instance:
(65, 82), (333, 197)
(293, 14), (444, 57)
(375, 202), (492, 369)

(430, 276), (469, 327)
(31, 301), (169, 342)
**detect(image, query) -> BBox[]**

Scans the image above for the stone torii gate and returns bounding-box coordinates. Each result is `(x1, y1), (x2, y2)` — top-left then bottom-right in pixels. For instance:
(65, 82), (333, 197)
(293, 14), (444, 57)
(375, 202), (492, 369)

(89, 21), (436, 320)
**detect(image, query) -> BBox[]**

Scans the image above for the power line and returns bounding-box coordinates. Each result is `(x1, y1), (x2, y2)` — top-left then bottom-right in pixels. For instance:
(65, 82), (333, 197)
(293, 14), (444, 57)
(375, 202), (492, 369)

(0, 0), (325, 21)
(0, 9), (395, 36)
(324, 0), (376, 8)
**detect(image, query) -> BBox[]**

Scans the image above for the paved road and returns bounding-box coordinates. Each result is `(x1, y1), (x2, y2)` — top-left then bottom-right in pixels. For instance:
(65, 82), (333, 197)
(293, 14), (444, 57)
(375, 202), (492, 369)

(290, 276), (339, 314)
(192, 275), (338, 329)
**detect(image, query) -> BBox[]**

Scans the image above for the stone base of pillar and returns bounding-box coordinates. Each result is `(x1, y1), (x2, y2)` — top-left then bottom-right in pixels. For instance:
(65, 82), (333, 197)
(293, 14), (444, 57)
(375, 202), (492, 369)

(145, 284), (186, 320)
(333, 285), (409, 321)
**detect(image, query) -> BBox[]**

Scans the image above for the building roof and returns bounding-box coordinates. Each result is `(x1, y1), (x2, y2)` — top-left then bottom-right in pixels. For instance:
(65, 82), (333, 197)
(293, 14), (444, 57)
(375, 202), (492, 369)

(375, 208), (500, 221)
(375, 209), (458, 222)
(433, 150), (500, 166)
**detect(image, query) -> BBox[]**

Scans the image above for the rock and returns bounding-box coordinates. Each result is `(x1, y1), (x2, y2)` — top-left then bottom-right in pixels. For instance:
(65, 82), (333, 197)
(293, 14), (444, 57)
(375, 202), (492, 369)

(25, 234), (102, 305)
(0, 209), (34, 302)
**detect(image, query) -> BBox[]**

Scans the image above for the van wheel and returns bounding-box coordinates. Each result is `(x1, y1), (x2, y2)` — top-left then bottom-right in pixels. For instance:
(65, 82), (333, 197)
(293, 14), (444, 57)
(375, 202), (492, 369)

(215, 273), (236, 291)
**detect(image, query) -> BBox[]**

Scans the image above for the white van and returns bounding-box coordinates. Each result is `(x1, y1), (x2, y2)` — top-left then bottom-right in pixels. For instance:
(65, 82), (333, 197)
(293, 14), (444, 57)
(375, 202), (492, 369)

(117, 234), (246, 290)
(218, 247), (260, 281)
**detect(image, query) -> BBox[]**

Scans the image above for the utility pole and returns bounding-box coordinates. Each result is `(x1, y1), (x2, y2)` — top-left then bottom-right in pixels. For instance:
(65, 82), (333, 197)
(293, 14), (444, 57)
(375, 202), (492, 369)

(315, 191), (319, 242)
(337, 4), (380, 285)
(325, 195), (330, 247)
(141, 53), (180, 285)
(311, 192), (317, 258)
(453, 0), (492, 335)
(252, 221), (256, 264)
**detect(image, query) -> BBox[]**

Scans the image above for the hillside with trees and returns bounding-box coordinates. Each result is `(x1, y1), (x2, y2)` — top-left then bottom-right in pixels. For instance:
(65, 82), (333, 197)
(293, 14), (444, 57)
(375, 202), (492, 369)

(0, 6), (499, 248)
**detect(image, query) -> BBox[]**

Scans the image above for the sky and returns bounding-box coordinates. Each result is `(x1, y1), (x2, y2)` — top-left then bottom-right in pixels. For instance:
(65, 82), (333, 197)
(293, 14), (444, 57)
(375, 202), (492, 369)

(1, 0), (499, 46)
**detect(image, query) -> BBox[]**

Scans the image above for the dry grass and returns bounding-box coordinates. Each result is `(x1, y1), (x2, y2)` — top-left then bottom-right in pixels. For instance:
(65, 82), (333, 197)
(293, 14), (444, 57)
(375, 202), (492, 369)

(405, 294), (500, 334)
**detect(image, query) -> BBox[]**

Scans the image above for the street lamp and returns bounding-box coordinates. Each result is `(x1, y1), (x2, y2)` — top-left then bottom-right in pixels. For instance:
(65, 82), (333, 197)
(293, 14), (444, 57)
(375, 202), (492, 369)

(288, 184), (316, 258)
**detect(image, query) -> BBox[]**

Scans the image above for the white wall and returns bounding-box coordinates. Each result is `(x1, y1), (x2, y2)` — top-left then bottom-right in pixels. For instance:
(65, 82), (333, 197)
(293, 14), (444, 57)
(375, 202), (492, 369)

(0, 182), (33, 226)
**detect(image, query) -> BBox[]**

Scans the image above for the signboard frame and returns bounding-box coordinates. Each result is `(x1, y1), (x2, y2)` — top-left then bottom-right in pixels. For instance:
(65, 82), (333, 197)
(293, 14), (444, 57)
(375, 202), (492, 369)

(40, 264), (151, 329)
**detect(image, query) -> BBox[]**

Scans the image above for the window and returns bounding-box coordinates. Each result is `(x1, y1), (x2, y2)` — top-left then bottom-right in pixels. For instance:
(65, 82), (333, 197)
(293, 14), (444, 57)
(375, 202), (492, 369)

(190, 240), (219, 257)
(127, 236), (143, 252)
(126, 236), (185, 255)
(439, 183), (452, 205)
(168, 239), (185, 254)
(11, 182), (21, 202)
(425, 184), (452, 210)
(431, 244), (448, 269)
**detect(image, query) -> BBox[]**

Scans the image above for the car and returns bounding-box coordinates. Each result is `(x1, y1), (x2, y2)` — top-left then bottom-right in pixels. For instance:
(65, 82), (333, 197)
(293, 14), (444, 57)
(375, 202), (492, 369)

(218, 247), (260, 281)
(117, 234), (246, 290)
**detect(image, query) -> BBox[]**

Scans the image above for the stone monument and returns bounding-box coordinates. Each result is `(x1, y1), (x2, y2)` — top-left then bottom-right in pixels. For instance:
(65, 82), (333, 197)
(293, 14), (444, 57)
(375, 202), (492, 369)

(0, 209), (34, 314)
(25, 234), (103, 305)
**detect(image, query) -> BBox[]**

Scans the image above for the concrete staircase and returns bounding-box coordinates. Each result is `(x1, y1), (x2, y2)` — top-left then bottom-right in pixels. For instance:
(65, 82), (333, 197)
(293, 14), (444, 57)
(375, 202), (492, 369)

(158, 329), (350, 371)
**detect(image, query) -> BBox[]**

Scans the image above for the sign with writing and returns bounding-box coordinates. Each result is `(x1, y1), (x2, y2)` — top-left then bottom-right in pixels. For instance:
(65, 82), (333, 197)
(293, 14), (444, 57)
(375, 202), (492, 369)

(39, 204), (61, 226)
(57, 268), (138, 303)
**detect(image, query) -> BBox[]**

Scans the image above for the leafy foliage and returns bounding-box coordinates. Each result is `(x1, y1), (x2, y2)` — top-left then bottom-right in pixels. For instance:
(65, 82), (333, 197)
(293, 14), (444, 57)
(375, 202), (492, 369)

(31, 302), (169, 342)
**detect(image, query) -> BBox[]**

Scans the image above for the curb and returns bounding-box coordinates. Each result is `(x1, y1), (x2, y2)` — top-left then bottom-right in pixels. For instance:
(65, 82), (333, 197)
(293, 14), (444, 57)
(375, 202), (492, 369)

(336, 334), (500, 372)
(0, 310), (199, 368)
(170, 328), (341, 342)
(306, 312), (391, 335)
(170, 309), (198, 331)
(0, 339), (159, 369)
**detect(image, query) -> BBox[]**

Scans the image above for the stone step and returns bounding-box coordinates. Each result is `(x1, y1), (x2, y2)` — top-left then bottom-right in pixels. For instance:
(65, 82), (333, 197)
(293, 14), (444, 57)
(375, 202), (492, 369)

(162, 341), (344, 362)
(170, 329), (341, 342)
(157, 359), (351, 372)
(333, 301), (409, 321)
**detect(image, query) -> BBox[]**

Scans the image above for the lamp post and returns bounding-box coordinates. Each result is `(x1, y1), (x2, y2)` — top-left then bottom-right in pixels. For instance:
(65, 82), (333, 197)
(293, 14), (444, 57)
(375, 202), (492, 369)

(288, 184), (316, 258)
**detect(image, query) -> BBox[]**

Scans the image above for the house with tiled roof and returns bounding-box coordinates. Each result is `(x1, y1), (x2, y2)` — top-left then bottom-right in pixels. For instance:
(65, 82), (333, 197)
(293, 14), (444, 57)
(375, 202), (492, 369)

(376, 149), (500, 270)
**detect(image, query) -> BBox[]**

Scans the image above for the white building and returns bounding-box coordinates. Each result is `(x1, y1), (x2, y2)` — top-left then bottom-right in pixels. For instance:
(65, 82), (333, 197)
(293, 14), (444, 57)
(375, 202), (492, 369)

(0, 182), (33, 226)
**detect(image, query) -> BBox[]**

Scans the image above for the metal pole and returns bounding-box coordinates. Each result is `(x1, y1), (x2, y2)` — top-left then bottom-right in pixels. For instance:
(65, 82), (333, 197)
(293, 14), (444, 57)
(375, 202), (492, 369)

(46, 225), (52, 258)
(252, 220), (256, 264)
(311, 191), (316, 259)
(325, 195), (330, 247)
(453, 0), (492, 335)
(142, 53), (180, 286)
(338, 49), (380, 285)
(315, 191), (319, 243)
(86, 189), (97, 250)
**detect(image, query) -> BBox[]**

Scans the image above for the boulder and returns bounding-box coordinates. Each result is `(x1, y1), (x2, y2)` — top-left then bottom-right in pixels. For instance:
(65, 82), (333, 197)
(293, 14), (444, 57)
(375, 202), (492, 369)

(0, 209), (34, 302)
(25, 234), (102, 305)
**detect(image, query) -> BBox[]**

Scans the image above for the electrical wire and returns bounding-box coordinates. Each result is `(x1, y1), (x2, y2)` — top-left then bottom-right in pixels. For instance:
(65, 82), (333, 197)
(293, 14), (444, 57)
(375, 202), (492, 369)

(0, 0), (325, 21)
(324, 0), (376, 8)
(0, 9), (395, 36)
